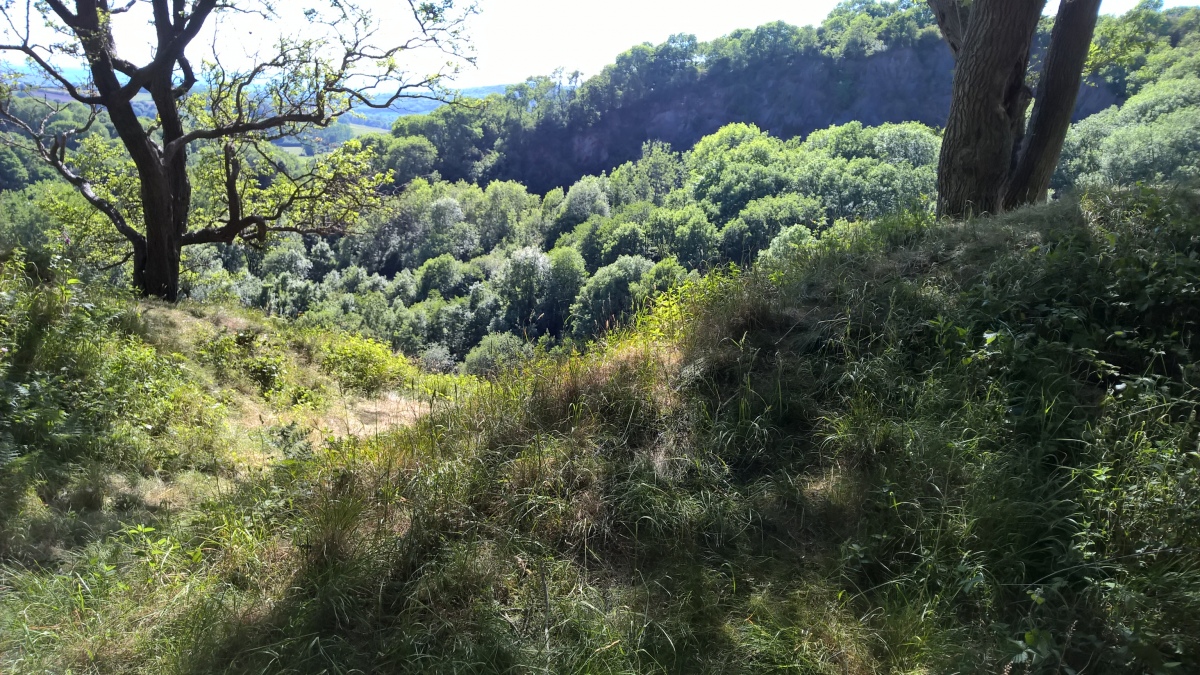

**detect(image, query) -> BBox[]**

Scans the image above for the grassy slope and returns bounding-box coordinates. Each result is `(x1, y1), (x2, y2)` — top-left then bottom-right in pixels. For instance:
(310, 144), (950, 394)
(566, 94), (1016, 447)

(2, 188), (1199, 674)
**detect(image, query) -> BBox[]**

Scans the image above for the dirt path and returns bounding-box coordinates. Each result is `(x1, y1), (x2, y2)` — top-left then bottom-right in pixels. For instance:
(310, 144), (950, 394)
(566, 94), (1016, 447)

(312, 392), (430, 439)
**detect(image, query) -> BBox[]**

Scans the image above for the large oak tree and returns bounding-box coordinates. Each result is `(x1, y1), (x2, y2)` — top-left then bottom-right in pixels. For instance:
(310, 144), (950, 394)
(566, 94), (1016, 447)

(0, 0), (475, 300)
(928, 0), (1103, 218)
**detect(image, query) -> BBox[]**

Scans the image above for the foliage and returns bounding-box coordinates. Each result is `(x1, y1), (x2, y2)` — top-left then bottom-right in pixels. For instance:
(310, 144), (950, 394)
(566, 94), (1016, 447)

(168, 116), (934, 369)
(463, 332), (533, 376)
(4, 189), (1199, 673)
(1059, 32), (1200, 189)
(320, 334), (409, 396)
(9, 3), (1197, 374)
(0, 254), (230, 561)
(381, 4), (956, 194)
(3, 5), (1200, 672)
(570, 254), (655, 338)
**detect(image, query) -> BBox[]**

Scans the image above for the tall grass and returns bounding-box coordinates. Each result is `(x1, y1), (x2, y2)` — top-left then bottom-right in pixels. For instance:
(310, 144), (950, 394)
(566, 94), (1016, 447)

(3, 187), (1199, 674)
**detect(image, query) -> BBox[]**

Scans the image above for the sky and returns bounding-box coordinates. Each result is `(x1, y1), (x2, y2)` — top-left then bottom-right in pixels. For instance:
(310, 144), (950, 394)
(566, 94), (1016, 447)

(451, 0), (1197, 87)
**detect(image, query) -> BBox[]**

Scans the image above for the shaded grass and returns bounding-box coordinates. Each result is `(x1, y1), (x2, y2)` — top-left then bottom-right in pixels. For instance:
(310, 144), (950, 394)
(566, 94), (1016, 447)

(3, 187), (1200, 674)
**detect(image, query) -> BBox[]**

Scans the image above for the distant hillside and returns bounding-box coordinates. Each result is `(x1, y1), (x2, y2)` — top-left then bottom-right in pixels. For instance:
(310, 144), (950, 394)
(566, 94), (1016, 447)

(19, 82), (511, 131)
(353, 85), (512, 130)
(390, 3), (1129, 194)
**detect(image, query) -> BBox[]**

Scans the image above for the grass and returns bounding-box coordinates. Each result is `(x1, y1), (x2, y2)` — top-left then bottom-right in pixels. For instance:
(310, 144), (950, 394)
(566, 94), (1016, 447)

(2, 186), (1199, 673)
(344, 122), (381, 137)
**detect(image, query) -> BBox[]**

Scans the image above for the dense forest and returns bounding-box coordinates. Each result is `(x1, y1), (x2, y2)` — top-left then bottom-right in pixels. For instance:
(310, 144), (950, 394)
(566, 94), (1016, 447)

(3, 0), (1200, 673)
(381, 1), (1138, 193)
(2, 1), (1199, 372)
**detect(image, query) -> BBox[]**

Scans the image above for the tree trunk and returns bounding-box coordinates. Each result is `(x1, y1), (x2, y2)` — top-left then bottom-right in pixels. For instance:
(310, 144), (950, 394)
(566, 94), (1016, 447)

(926, 0), (971, 61)
(109, 133), (187, 301)
(133, 74), (193, 302)
(936, 0), (1046, 219)
(1006, 0), (1103, 208)
(140, 185), (183, 302)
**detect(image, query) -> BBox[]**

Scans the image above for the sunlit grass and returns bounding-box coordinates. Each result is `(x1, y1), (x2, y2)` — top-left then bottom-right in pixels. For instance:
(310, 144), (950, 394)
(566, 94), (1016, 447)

(4, 187), (1200, 673)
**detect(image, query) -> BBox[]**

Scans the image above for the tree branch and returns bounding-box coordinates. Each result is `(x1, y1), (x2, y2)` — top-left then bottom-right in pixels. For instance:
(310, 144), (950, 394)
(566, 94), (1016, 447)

(42, 0), (78, 27)
(926, 0), (971, 61)
(98, 249), (135, 271)
(165, 112), (330, 162)
(0, 99), (143, 247)
(108, 0), (137, 15)
(0, 44), (105, 104)
(173, 55), (196, 98)
(182, 139), (379, 247)
(114, 0), (219, 101)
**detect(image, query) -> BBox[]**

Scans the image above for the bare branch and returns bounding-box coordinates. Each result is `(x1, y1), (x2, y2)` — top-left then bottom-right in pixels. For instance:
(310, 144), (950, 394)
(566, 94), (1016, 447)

(108, 1), (138, 15)
(173, 55), (195, 98)
(41, 1), (78, 28)
(0, 44), (105, 104)
(182, 138), (379, 247)
(166, 112), (330, 162)
(115, 0), (220, 101)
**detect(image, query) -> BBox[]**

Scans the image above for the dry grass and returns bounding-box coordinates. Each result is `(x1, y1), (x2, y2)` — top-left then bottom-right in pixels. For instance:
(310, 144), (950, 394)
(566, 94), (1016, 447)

(311, 392), (431, 439)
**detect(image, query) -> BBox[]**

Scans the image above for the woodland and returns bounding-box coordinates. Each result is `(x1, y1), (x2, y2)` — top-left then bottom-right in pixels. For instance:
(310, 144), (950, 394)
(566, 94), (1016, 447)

(2, 1), (1200, 673)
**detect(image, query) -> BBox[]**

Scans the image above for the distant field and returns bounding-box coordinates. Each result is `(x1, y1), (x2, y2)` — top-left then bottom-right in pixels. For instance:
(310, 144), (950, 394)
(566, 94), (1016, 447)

(345, 123), (383, 137)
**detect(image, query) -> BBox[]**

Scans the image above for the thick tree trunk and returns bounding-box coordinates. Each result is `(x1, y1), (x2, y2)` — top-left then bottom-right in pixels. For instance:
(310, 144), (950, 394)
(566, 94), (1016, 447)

(116, 136), (188, 301)
(141, 224), (180, 301)
(1006, 0), (1103, 208)
(132, 150), (193, 301)
(134, 75), (193, 302)
(936, 0), (1046, 219)
(140, 183), (183, 301)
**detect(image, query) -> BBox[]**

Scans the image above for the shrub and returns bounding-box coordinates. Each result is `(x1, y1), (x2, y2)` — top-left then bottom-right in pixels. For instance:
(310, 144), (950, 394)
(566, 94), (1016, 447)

(419, 343), (457, 374)
(320, 334), (405, 395)
(463, 332), (532, 376)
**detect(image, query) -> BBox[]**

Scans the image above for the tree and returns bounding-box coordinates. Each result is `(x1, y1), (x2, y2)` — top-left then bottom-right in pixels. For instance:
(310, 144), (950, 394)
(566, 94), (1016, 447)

(494, 246), (550, 333)
(463, 332), (531, 377)
(929, 0), (1102, 218)
(0, 0), (475, 300)
(540, 246), (587, 336)
(385, 136), (439, 187)
(570, 255), (653, 339)
(0, 145), (28, 190)
(415, 253), (465, 301)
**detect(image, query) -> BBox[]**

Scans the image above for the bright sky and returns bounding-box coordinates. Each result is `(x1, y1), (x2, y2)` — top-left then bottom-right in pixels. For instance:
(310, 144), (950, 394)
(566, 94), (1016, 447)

(453, 0), (1198, 87)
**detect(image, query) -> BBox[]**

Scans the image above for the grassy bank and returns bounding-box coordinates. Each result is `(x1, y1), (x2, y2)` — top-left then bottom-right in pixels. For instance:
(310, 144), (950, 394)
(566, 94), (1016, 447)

(2, 187), (1199, 673)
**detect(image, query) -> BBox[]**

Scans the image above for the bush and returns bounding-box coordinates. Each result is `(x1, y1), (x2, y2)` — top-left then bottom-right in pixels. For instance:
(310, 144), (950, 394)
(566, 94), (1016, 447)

(199, 329), (294, 395)
(463, 333), (533, 376)
(419, 344), (457, 374)
(320, 334), (406, 395)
